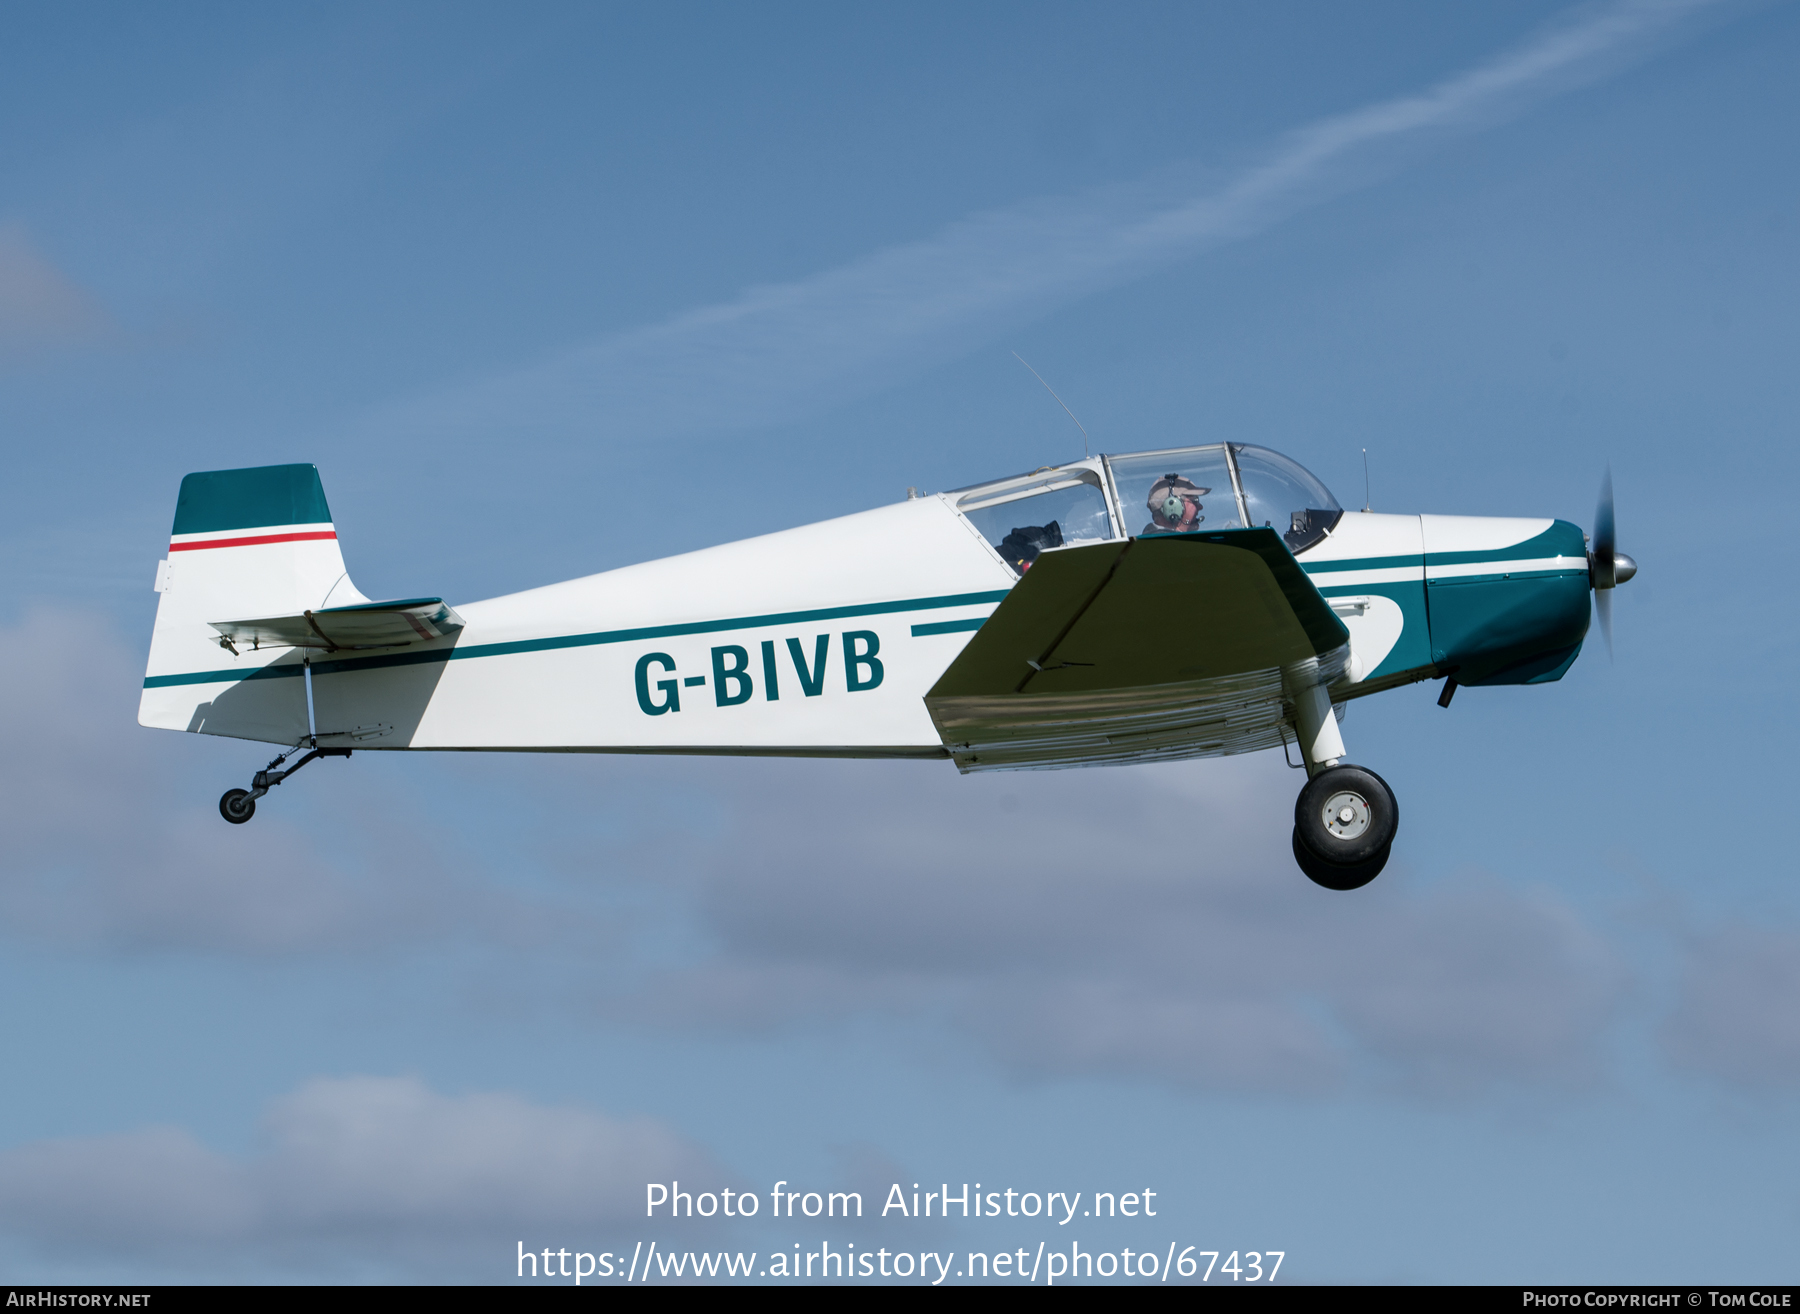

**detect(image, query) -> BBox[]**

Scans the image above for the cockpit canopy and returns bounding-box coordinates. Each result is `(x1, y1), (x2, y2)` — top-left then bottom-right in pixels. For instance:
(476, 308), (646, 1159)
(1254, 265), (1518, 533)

(950, 444), (1342, 575)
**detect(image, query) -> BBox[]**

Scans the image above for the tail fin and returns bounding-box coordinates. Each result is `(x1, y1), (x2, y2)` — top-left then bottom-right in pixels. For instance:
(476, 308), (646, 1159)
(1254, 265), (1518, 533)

(139, 464), (369, 743)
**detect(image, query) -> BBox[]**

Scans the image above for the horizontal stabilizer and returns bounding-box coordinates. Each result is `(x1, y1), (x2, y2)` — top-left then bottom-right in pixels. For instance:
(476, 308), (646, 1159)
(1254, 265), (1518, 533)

(210, 597), (464, 653)
(925, 528), (1350, 771)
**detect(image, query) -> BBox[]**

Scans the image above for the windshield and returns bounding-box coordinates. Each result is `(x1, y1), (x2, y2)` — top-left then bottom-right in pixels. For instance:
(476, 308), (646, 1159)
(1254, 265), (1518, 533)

(955, 469), (1114, 575)
(1233, 444), (1342, 553)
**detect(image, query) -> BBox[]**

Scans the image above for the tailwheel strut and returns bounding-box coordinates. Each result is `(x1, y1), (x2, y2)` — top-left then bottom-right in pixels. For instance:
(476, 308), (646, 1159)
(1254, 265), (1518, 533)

(218, 741), (352, 824)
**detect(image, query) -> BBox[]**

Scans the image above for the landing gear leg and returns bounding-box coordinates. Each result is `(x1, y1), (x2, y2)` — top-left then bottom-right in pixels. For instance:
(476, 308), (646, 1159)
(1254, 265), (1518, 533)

(1290, 681), (1344, 777)
(217, 741), (352, 824)
(1286, 680), (1397, 889)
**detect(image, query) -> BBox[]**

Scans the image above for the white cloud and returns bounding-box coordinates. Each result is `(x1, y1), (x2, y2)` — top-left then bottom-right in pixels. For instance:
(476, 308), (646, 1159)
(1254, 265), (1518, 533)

(259, 1076), (716, 1235)
(1661, 924), (1800, 1090)
(0, 1127), (252, 1248)
(0, 608), (601, 956)
(0, 1076), (721, 1271)
(585, 754), (1626, 1096)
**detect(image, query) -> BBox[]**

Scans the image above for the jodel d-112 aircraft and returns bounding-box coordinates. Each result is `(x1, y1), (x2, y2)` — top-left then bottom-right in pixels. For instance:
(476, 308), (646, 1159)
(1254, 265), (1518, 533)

(140, 445), (1633, 889)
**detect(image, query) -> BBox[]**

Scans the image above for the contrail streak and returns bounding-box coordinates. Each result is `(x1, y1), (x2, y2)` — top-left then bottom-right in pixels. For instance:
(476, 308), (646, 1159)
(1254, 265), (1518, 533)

(370, 0), (1731, 451)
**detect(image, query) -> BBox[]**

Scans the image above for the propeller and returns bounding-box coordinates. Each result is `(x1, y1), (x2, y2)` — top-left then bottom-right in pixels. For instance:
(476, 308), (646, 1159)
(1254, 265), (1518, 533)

(1590, 467), (1636, 656)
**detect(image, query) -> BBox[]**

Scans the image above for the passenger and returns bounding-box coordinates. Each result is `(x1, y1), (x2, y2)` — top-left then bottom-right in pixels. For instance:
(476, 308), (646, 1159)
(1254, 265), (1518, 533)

(996, 520), (1063, 574)
(1142, 474), (1209, 535)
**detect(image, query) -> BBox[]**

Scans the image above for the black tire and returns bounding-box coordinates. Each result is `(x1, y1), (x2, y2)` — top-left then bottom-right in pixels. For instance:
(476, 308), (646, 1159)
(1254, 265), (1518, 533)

(1295, 764), (1398, 865)
(219, 788), (256, 824)
(1293, 828), (1390, 891)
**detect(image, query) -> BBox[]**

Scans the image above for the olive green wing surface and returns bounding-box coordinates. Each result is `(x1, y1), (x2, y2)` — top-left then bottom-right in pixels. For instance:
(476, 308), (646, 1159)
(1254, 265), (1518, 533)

(925, 528), (1349, 770)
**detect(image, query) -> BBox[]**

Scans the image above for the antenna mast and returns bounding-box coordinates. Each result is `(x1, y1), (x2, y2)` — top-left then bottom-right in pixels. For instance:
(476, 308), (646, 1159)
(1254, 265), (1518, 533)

(1012, 352), (1090, 459)
(1362, 448), (1372, 513)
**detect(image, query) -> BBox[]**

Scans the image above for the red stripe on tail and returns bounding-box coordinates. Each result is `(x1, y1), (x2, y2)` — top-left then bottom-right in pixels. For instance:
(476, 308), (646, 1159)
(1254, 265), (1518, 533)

(169, 530), (338, 552)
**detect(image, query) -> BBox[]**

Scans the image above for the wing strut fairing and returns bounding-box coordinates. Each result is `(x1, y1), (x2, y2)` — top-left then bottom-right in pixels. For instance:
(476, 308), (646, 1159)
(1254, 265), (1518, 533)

(924, 528), (1350, 771)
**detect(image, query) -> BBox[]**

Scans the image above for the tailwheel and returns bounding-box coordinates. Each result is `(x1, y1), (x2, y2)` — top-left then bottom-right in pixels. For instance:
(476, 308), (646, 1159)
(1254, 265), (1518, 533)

(1293, 764), (1398, 890)
(219, 788), (256, 824)
(214, 744), (352, 824)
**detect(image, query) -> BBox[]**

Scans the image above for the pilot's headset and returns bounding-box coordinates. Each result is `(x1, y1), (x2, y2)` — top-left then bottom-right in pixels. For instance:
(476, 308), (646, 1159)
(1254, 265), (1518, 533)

(1149, 474), (1209, 526)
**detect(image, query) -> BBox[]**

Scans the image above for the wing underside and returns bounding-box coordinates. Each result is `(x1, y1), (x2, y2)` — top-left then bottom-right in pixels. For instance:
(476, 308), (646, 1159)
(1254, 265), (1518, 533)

(924, 529), (1350, 771)
(210, 597), (464, 653)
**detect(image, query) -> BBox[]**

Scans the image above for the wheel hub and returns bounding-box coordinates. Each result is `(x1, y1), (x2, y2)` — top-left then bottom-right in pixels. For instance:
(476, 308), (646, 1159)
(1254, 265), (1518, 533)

(1321, 790), (1370, 841)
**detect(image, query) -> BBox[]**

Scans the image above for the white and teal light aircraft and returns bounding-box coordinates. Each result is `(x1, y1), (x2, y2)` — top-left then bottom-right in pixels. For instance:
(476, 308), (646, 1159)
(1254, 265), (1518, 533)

(140, 446), (1633, 889)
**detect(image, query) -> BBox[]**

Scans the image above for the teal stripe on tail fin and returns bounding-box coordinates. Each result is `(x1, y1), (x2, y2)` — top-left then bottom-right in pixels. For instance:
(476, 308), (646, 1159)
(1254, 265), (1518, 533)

(173, 464), (332, 535)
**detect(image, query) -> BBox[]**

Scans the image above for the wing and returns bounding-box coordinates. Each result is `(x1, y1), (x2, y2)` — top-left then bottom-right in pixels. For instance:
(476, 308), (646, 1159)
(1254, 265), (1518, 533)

(924, 528), (1350, 770)
(210, 597), (465, 653)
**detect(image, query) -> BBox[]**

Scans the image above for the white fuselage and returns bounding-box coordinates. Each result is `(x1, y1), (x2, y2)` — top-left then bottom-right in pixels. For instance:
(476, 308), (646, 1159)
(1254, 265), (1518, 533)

(141, 472), (1574, 759)
(331, 496), (1015, 754)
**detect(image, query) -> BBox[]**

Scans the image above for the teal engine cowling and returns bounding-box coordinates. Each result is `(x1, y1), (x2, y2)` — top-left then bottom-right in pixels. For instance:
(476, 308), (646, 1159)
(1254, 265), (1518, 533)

(1424, 519), (1593, 686)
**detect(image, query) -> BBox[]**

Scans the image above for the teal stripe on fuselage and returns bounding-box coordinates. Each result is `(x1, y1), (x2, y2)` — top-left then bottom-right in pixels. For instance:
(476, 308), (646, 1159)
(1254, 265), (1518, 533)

(143, 588), (1014, 689)
(911, 616), (987, 637)
(1303, 554), (1424, 576)
(1424, 568), (1586, 584)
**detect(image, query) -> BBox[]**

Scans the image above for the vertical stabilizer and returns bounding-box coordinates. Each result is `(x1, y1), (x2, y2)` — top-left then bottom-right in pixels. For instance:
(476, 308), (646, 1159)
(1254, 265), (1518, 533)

(139, 464), (369, 743)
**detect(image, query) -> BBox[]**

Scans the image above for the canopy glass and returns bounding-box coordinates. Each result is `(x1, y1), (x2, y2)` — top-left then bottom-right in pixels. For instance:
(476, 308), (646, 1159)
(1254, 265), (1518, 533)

(949, 444), (1342, 574)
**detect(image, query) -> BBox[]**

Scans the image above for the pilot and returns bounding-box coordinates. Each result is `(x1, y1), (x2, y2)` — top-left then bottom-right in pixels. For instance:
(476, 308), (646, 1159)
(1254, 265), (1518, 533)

(1142, 474), (1209, 535)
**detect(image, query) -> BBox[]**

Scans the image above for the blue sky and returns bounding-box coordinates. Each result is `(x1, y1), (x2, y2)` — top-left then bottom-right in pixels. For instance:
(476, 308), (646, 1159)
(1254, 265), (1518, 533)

(2, 0), (1798, 1284)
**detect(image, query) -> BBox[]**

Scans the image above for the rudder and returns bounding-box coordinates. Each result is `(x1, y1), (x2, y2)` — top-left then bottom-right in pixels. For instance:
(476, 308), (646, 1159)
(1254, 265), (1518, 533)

(140, 464), (369, 743)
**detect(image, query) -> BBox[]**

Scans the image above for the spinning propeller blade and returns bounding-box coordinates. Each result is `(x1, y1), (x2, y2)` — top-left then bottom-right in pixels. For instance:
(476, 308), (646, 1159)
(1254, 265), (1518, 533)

(1593, 468), (1616, 589)
(1589, 467), (1635, 657)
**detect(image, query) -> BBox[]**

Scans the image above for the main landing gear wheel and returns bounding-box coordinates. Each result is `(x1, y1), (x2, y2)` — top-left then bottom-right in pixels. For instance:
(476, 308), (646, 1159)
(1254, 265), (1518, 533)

(1293, 764), (1398, 890)
(219, 788), (256, 824)
(1293, 829), (1389, 891)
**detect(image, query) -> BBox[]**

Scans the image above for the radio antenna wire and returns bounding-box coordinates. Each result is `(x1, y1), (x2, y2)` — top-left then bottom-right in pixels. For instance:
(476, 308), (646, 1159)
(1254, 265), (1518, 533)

(1013, 351), (1090, 460)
